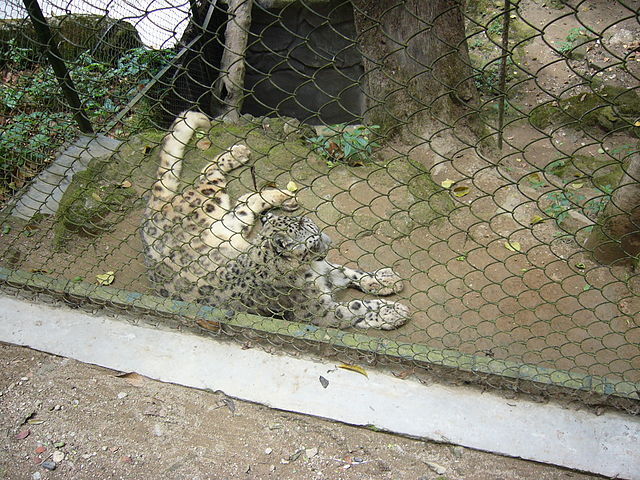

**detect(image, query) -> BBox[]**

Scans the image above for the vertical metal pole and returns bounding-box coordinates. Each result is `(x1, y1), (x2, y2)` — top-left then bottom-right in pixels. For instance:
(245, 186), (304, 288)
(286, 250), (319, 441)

(497, 0), (511, 150)
(22, 0), (94, 134)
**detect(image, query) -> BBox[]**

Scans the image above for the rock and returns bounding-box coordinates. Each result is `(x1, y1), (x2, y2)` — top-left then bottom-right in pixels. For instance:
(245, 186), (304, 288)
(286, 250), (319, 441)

(305, 447), (318, 458)
(41, 460), (56, 471)
(34, 446), (46, 454)
(117, 392), (128, 399)
(264, 447), (273, 455)
(31, 472), (42, 480)
(425, 461), (446, 475)
(52, 451), (65, 463)
(452, 445), (464, 458)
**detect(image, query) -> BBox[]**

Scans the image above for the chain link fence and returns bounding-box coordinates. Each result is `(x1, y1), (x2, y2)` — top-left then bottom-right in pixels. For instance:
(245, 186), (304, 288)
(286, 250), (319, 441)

(1, 0), (639, 412)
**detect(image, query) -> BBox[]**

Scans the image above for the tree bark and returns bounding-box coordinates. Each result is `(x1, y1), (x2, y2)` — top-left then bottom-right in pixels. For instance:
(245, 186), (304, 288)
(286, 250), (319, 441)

(585, 155), (640, 264)
(350, 0), (477, 138)
(214, 0), (252, 122)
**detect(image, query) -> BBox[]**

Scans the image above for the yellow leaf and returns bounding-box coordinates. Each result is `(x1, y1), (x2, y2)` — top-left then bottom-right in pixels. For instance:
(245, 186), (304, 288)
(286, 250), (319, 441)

(452, 186), (470, 197)
(286, 181), (298, 192)
(635, 121), (640, 127)
(504, 241), (521, 252)
(441, 179), (455, 189)
(569, 182), (583, 189)
(91, 192), (102, 202)
(530, 215), (544, 225)
(96, 271), (115, 286)
(338, 364), (368, 378)
(121, 180), (132, 188)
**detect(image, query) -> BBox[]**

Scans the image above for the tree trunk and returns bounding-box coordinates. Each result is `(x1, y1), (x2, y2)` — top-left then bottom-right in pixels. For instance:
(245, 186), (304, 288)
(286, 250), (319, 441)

(350, 0), (477, 138)
(214, 0), (252, 122)
(585, 155), (640, 264)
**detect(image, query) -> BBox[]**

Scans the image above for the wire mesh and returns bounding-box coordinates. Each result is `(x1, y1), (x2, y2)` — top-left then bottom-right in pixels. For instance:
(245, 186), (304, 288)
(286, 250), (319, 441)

(0, 0), (639, 411)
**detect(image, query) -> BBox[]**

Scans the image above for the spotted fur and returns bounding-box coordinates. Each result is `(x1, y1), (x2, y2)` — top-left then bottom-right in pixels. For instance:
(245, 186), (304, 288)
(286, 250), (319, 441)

(141, 111), (408, 330)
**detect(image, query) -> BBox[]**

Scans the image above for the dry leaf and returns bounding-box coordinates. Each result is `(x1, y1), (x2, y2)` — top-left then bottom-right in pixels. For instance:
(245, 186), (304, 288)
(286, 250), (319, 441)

(121, 180), (132, 188)
(504, 241), (522, 252)
(530, 215), (544, 225)
(286, 181), (298, 192)
(452, 186), (470, 197)
(96, 271), (115, 286)
(196, 318), (221, 332)
(196, 138), (212, 150)
(116, 372), (146, 387)
(441, 179), (455, 189)
(392, 369), (415, 379)
(338, 364), (368, 377)
(91, 192), (102, 202)
(569, 182), (583, 189)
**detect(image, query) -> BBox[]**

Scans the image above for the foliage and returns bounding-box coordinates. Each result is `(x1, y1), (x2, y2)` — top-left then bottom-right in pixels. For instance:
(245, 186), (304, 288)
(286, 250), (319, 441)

(0, 112), (75, 193)
(543, 184), (613, 229)
(307, 125), (380, 166)
(556, 27), (587, 55)
(0, 43), (176, 197)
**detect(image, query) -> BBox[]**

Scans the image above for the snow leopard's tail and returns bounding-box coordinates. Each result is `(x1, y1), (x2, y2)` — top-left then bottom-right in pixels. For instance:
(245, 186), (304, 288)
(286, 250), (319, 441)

(150, 111), (211, 208)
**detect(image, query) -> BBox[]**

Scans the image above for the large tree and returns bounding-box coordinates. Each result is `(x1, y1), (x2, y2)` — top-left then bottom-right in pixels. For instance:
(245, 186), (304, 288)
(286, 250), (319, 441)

(350, 0), (477, 140)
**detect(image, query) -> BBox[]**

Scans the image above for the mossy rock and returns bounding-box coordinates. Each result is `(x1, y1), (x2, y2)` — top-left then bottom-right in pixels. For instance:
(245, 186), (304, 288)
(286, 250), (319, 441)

(53, 131), (164, 246)
(54, 159), (136, 245)
(530, 86), (640, 131)
(0, 14), (141, 66)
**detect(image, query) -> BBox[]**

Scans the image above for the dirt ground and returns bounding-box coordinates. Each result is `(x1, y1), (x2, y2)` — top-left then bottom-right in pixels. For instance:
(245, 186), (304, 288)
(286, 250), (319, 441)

(0, 343), (605, 480)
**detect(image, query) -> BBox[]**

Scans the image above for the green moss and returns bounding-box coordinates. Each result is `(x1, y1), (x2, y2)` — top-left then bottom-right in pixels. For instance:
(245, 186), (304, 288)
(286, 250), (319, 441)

(545, 154), (623, 190)
(531, 86), (640, 130)
(54, 159), (135, 245)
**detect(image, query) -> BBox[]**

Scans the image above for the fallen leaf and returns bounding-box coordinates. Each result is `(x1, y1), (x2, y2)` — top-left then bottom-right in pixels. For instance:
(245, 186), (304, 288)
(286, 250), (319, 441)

(96, 271), (115, 286)
(91, 192), (102, 202)
(196, 138), (212, 150)
(441, 179), (455, 189)
(598, 148), (605, 154)
(392, 369), (415, 379)
(116, 372), (146, 387)
(2, 224), (10, 234)
(530, 215), (544, 225)
(196, 318), (221, 332)
(121, 180), (132, 188)
(15, 429), (30, 440)
(575, 262), (586, 269)
(635, 121), (640, 127)
(569, 182), (583, 189)
(455, 255), (466, 261)
(26, 419), (45, 425)
(452, 186), (470, 197)
(286, 181), (298, 192)
(504, 241), (522, 252)
(319, 376), (329, 388)
(338, 364), (368, 378)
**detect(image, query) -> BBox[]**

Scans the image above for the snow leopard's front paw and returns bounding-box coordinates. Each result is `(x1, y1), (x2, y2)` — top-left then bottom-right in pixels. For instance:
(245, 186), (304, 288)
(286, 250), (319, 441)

(359, 268), (404, 296)
(353, 300), (409, 330)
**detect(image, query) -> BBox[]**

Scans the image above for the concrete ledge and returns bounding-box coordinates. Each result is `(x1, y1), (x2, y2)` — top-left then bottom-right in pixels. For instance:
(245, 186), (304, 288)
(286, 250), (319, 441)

(0, 295), (638, 479)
